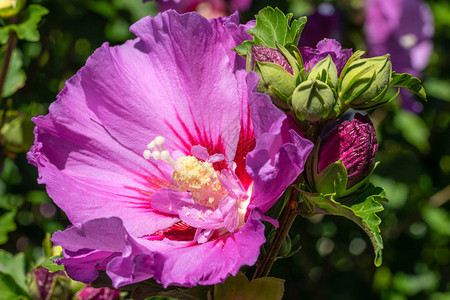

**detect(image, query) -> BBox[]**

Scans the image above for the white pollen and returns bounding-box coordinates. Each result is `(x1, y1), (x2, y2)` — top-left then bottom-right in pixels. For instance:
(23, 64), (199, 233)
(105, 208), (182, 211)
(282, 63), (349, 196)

(143, 150), (152, 160)
(160, 150), (170, 161)
(152, 151), (161, 160)
(147, 141), (155, 149)
(154, 136), (166, 146)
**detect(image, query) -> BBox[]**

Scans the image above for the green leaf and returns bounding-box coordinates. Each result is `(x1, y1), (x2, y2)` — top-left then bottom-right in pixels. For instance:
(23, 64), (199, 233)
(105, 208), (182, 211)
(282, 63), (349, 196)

(0, 210), (16, 244)
(393, 110), (430, 153)
(249, 7), (306, 48)
(0, 273), (29, 300)
(422, 205), (450, 236)
(0, 5), (49, 44)
(0, 49), (26, 97)
(0, 110), (35, 153)
(214, 272), (284, 300)
(303, 183), (387, 266)
(390, 72), (427, 101)
(423, 78), (450, 102)
(0, 250), (29, 297)
(234, 7), (306, 56)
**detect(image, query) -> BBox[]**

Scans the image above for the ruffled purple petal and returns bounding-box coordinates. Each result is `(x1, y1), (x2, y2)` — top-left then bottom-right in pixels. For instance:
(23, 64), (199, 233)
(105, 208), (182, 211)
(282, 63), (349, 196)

(156, 209), (265, 287)
(299, 39), (352, 75)
(245, 73), (314, 212)
(52, 217), (158, 288)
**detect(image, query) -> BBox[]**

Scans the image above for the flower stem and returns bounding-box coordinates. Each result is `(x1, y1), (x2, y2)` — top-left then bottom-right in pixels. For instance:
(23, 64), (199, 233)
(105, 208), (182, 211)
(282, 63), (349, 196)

(0, 17), (18, 100)
(253, 188), (299, 279)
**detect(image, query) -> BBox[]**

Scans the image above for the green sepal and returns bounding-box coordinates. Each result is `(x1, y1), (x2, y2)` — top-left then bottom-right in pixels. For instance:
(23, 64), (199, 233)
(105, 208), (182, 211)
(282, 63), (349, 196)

(337, 50), (365, 90)
(214, 272), (285, 300)
(254, 60), (296, 109)
(313, 160), (348, 197)
(234, 7), (306, 56)
(302, 183), (388, 267)
(342, 161), (380, 197)
(275, 42), (300, 77)
(36, 254), (65, 273)
(389, 71), (427, 101)
(308, 55), (338, 89)
(341, 67), (376, 104)
(292, 48), (306, 82)
(235, 40), (254, 57)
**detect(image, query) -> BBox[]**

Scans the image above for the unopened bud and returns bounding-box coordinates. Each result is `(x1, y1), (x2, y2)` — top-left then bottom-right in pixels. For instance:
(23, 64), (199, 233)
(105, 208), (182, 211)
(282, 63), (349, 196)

(339, 55), (392, 110)
(28, 267), (70, 300)
(76, 285), (120, 300)
(314, 114), (378, 197)
(252, 45), (293, 74)
(251, 45), (297, 110)
(308, 55), (338, 88)
(291, 79), (335, 122)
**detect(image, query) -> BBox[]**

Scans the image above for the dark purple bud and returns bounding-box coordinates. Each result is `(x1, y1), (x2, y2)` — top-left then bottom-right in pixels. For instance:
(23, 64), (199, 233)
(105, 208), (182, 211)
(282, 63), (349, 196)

(318, 113), (378, 188)
(29, 268), (70, 300)
(76, 285), (120, 300)
(251, 45), (293, 74)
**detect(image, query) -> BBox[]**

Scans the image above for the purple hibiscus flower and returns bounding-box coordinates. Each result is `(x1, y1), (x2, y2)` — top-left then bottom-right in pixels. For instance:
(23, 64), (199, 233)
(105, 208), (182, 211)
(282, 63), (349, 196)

(28, 11), (313, 288)
(299, 39), (353, 76)
(365, 0), (434, 112)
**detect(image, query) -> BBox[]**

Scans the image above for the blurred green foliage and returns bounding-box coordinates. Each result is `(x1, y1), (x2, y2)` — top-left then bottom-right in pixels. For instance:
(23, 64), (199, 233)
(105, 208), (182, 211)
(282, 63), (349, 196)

(0, 0), (448, 299)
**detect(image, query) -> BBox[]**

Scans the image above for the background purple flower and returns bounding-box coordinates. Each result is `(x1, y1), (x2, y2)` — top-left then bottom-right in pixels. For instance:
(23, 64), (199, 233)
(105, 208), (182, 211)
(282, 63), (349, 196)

(365, 0), (434, 112)
(149, 0), (252, 19)
(28, 11), (312, 289)
(299, 3), (341, 48)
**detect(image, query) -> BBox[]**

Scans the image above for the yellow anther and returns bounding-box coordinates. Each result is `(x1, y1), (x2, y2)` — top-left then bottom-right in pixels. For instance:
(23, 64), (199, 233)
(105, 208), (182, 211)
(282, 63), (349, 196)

(171, 156), (227, 208)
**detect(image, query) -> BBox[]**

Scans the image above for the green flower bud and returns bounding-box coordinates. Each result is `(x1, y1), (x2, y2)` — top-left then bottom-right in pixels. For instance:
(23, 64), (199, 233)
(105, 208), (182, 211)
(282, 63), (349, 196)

(308, 55), (338, 89)
(251, 45), (298, 110)
(0, 0), (25, 18)
(292, 79), (335, 122)
(339, 54), (392, 110)
(254, 60), (297, 110)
